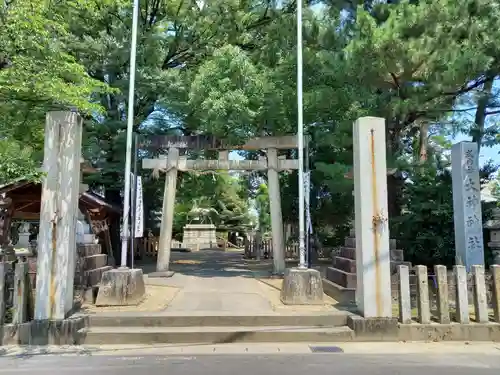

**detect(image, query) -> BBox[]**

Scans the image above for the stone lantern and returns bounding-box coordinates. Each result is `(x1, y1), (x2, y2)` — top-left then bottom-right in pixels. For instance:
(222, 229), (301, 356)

(484, 207), (500, 265)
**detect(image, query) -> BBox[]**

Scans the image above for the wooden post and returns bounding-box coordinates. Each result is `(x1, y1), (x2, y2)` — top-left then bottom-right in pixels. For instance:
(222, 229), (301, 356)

(0, 261), (5, 325)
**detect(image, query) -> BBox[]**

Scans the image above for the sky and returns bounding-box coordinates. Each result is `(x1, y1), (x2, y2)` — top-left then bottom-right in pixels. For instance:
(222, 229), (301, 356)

(447, 79), (500, 166)
(453, 133), (499, 166)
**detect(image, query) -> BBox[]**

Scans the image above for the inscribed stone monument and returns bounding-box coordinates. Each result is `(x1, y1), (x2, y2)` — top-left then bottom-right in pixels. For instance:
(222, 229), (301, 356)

(451, 141), (484, 271)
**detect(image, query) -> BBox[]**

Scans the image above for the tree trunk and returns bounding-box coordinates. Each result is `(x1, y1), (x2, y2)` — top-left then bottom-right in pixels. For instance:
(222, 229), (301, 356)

(472, 75), (494, 151)
(386, 120), (404, 221)
(419, 122), (429, 163)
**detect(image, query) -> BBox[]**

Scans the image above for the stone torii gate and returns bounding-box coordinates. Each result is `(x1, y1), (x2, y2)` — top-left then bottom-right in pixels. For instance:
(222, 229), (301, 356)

(141, 135), (299, 276)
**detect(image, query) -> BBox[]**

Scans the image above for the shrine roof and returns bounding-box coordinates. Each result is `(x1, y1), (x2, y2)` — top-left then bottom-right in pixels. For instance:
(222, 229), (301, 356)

(0, 179), (121, 218)
(80, 191), (121, 214)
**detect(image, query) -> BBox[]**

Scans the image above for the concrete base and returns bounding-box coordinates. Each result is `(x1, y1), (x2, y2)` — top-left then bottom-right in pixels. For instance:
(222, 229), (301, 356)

(347, 315), (398, 341)
(280, 268), (324, 305)
(2, 316), (88, 345)
(398, 323), (500, 342)
(182, 223), (217, 251)
(148, 270), (175, 278)
(95, 267), (146, 306)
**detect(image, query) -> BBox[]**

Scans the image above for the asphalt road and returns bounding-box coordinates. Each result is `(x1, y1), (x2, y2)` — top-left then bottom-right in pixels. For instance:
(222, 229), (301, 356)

(1, 353), (500, 375)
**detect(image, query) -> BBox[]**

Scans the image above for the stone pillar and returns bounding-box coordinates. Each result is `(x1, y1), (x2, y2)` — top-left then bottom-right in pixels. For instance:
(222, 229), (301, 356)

(484, 207), (500, 265)
(35, 111), (82, 320)
(397, 265), (411, 324)
(352, 117), (392, 318)
(434, 265), (450, 324)
(472, 265), (488, 323)
(454, 265), (470, 324)
(267, 148), (285, 274)
(491, 265), (500, 323)
(416, 265), (430, 324)
(218, 150), (229, 162)
(451, 142), (484, 271)
(154, 147), (179, 276)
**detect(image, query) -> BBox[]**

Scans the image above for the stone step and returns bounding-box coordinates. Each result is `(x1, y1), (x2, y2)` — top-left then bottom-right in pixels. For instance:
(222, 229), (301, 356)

(88, 313), (350, 328)
(322, 279), (356, 306)
(332, 256), (356, 273)
(332, 257), (412, 274)
(84, 266), (113, 287)
(338, 247), (404, 262)
(344, 237), (397, 250)
(325, 267), (357, 289)
(82, 254), (108, 270)
(77, 244), (102, 257)
(339, 247), (356, 260)
(79, 325), (354, 345)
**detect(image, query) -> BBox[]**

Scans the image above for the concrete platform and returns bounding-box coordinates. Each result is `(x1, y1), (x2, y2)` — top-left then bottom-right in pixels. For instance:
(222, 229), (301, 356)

(79, 250), (349, 345)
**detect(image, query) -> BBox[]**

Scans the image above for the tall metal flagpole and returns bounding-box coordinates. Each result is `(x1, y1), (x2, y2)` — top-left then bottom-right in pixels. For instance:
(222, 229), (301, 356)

(297, 0), (307, 269)
(120, 0), (140, 268)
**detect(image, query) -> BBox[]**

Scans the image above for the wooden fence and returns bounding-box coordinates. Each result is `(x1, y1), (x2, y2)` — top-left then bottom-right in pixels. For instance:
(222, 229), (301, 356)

(395, 264), (500, 324)
(133, 235), (336, 260)
(244, 238), (298, 259)
(133, 236), (183, 258)
(134, 236), (304, 259)
(244, 238), (335, 260)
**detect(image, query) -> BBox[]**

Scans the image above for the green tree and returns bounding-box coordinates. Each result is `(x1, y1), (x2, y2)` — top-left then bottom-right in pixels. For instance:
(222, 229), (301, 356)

(0, 0), (108, 180)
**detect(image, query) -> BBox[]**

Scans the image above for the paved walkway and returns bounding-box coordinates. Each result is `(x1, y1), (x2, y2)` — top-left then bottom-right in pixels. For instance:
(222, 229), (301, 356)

(142, 250), (273, 313)
(138, 249), (338, 315)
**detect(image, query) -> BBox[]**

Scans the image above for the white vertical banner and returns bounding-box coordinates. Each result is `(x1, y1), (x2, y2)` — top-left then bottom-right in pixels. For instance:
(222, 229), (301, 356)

(134, 175), (144, 238)
(304, 171), (313, 234)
